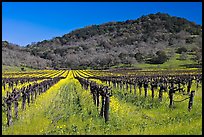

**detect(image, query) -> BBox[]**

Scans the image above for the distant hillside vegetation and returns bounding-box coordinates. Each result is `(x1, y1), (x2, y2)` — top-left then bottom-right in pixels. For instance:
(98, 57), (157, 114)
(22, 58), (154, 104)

(2, 13), (202, 69)
(2, 41), (51, 69)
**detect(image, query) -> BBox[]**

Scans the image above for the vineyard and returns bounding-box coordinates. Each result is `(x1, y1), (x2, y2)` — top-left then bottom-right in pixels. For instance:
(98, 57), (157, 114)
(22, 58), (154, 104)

(2, 68), (202, 135)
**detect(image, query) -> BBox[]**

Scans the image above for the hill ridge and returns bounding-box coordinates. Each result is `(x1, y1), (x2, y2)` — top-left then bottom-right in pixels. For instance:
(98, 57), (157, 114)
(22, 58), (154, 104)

(2, 12), (202, 69)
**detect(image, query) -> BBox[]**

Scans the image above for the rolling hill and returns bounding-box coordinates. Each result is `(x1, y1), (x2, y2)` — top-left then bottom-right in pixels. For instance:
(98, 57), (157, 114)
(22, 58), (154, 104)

(2, 12), (202, 70)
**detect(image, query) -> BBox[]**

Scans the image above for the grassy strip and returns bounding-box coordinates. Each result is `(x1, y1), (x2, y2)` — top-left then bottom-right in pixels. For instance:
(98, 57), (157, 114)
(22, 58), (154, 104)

(2, 70), (202, 135)
(2, 72), (72, 135)
(2, 65), (36, 72)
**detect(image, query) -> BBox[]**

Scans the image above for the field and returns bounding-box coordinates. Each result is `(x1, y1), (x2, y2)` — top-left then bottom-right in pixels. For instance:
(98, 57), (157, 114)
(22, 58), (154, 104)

(2, 65), (37, 72)
(2, 68), (202, 135)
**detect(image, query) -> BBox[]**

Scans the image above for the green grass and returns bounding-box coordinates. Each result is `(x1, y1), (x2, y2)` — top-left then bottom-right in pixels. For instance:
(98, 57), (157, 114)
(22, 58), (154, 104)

(136, 54), (198, 70)
(2, 71), (202, 135)
(110, 53), (200, 70)
(106, 80), (202, 135)
(2, 65), (37, 72)
(2, 74), (106, 135)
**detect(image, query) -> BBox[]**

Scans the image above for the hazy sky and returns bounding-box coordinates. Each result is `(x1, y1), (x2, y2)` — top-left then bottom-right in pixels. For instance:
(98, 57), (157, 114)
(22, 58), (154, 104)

(2, 2), (202, 46)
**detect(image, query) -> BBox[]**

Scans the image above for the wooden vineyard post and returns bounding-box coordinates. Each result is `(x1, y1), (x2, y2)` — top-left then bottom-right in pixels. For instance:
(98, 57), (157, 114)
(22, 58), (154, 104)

(13, 89), (19, 119)
(138, 82), (142, 96)
(169, 88), (174, 108)
(100, 95), (105, 117)
(187, 79), (192, 95)
(133, 81), (136, 97)
(90, 84), (97, 106)
(96, 90), (100, 108)
(104, 93), (110, 123)
(188, 91), (195, 111)
(159, 84), (165, 102)
(92, 92), (97, 106)
(34, 88), (37, 99)
(14, 101), (18, 119)
(178, 81), (181, 93)
(6, 91), (9, 97)
(113, 80), (116, 89)
(27, 91), (30, 107)
(159, 89), (163, 102)
(126, 81), (128, 92)
(144, 82), (148, 98)
(22, 91), (26, 110)
(129, 83), (132, 93)
(5, 97), (13, 126)
(7, 102), (12, 126)
(151, 87), (154, 100)
(31, 89), (34, 103)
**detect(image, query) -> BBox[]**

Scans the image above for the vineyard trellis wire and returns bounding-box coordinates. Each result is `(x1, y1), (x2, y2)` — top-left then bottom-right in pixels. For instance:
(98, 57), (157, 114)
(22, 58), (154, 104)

(2, 69), (202, 127)
(2, 70), (69, 126)
(72, 69), (201, 123)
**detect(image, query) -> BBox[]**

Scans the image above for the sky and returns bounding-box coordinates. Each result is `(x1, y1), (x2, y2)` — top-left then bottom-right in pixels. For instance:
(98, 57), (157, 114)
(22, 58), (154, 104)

(2, 2), (202, 46)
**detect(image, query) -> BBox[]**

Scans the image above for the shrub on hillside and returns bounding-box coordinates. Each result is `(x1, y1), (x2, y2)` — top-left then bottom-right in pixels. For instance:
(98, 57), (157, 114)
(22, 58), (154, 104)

(176, 47), (188, 54)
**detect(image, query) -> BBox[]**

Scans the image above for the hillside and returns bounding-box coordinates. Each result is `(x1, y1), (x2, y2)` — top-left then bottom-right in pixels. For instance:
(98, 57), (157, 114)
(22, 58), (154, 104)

(2, 13), (202, 69)
(2, 41), (51, 69)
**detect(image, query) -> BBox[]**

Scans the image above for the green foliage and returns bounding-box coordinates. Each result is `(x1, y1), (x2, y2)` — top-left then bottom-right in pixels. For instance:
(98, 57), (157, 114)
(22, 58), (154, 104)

(176, 47), (188, 54)
(135, 52), (144, 63)
(147, 50), (168, 64)
(193, 52), (202, 64)
(178, 52), (188, 60)
(2, 12), (202, 69)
